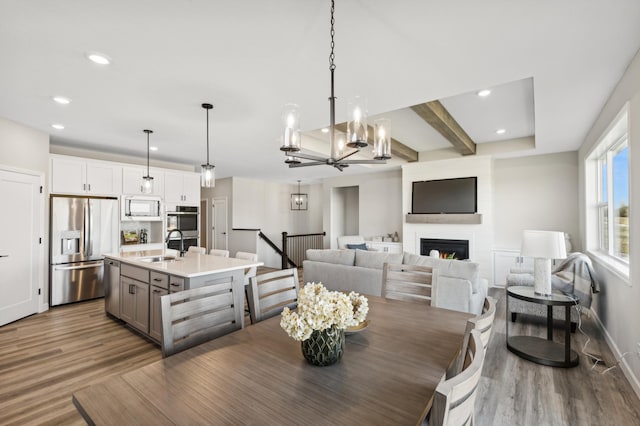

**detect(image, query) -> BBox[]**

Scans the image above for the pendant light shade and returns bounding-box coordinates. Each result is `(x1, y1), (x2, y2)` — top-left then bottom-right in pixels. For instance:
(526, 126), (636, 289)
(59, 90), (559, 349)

(141, 129), (154, 194)
(201, 103), (215, 188)
(373, 118), (391, 160)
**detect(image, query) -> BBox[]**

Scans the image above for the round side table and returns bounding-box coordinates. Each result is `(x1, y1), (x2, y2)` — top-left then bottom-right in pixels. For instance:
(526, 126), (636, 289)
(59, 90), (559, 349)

(506, 285), (580, 368)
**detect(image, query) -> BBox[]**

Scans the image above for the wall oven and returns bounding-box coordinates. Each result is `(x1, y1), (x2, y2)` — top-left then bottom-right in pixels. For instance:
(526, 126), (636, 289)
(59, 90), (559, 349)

(166, 206), (199, 250)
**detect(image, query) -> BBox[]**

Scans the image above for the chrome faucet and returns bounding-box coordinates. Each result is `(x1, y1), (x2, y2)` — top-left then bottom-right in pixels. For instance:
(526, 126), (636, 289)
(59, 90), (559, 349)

(165, 229), (186, 257)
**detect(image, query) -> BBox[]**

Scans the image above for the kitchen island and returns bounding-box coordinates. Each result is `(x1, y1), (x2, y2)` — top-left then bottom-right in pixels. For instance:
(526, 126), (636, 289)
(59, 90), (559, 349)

(103, 249), (262, 342)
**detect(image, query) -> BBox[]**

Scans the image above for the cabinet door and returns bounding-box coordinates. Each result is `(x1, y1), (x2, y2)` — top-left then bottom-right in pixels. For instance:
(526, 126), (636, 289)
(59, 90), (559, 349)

(120, 277), (135, 324)
(493, 250), (522, 287)
(169, 275), (185, 293)
(164, 171), (184, 203)
(133, 281), (150, 333)
(149, 285), (168, 342)
(86, 162), (120, 195)
(123, 167), (164, 196)
(51, 157), (86, 194)
(182, 173), (201, 205)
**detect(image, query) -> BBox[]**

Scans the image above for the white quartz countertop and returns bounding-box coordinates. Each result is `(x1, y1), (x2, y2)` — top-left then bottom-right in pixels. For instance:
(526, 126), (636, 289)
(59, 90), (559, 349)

(104, 249), (263, 278)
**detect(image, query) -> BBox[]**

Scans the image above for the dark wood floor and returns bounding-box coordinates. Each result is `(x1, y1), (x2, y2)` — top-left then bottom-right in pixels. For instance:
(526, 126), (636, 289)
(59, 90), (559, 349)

(1, 286), (639, 425)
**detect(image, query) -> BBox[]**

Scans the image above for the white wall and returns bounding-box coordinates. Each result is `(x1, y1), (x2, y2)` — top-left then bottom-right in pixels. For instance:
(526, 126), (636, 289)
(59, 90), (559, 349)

(402, 156), (494, 282)
(0, 117), (49, 310)
(578, 48), (640, 395)
(323, 169), (403, 248)
(493, 152), (580, 250)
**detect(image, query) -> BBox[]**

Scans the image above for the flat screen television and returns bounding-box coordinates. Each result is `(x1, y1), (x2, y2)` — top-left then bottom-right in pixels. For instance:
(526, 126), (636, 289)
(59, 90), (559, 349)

(411, 177), (477, 214)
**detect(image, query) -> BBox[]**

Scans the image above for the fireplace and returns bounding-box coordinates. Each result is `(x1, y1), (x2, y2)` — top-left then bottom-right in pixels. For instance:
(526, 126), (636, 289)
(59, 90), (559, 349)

(420, 238), (469, 260)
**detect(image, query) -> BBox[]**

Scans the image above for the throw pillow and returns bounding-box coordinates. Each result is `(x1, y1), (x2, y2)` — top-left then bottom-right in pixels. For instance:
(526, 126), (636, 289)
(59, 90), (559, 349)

(347, 243), (368, 251)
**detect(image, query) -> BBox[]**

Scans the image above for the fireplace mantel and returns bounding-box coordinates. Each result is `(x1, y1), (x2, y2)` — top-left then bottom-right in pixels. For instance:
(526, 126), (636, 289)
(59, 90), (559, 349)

(405, 213), (482, 225)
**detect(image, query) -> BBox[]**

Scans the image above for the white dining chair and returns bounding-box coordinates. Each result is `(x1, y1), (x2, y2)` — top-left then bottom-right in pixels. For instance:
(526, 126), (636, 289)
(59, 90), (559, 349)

(428, 329), (485, 426)
(381, 263), (438, 305)
(209, 249), (229, 257)
(247, 268), (299, 323)
(187, 246), (206, 255)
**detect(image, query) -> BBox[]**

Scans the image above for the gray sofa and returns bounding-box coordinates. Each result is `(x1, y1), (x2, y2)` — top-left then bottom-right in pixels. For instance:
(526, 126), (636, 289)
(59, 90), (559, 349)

(303, 249), (489, 315)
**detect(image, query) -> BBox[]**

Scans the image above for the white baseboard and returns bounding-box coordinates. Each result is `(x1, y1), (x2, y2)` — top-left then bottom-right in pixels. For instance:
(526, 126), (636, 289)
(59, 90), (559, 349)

(39, 302), (49, 313)
(589, 307), (640, 400)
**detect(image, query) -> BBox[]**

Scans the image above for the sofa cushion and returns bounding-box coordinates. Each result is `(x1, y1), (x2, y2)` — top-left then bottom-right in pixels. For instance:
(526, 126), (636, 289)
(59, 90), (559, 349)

(306, 249), (355, 266)
(355, 250), (403, 270)
(347, 243), (368, 251)
(403, 252), (480, 293)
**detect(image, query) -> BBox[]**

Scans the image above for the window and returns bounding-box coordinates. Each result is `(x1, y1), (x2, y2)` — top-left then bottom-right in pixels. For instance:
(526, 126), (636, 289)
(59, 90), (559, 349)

(592, 108), (629, 263)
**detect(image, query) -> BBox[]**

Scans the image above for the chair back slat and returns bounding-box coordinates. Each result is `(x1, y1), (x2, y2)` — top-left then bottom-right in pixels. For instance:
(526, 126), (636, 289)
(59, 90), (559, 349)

(187, 246), (207, 255)
(235, 252), (258, 285)
(160, 282), (241, 358)
(248, 268), (299, 323)
(430, 329), (485, 426)
(382, 263), (437, 305)
(209, 249), (230, 257)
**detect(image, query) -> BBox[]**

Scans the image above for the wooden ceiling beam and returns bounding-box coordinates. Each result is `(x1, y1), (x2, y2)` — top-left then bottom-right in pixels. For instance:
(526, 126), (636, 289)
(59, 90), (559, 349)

(334, 123), (418, 162)
(411, 101), (476, 155)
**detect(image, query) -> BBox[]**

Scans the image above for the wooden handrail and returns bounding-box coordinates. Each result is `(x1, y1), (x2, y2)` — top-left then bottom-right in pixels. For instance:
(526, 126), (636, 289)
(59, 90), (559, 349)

(258, 232), (296, 269)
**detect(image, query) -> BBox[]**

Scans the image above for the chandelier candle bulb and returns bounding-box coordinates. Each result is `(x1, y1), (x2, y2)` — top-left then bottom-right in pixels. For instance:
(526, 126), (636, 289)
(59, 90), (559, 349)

(280, 104), (301, 152)
(374, 118), (391, 159)
(347, 96), (368, 148)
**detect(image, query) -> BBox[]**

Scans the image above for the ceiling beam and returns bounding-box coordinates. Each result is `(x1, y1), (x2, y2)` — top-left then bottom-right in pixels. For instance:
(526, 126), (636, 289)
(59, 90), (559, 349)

(411, 101), (476, 155)
(334, 123), (418, 162)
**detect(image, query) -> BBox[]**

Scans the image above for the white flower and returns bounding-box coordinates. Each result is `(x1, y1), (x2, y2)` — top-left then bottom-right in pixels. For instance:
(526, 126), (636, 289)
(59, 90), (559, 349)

(280, 282), (369, 341)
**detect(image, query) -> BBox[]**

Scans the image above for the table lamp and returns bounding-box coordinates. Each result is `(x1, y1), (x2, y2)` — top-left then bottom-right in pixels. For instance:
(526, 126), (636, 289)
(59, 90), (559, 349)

(520, 230), (567, 296)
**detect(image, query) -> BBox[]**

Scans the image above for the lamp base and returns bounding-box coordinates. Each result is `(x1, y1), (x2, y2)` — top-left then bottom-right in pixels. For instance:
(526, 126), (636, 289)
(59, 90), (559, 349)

(533, 257), (552, 296)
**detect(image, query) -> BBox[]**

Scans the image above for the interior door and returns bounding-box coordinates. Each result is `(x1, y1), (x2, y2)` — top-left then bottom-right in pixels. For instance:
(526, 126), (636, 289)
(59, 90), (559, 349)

(213, 197), (228, 250)
(0, 168), (42, 326)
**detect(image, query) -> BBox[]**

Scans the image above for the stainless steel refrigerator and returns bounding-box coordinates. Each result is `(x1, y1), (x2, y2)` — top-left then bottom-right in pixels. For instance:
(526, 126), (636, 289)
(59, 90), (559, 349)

(49, 195), (119, 306)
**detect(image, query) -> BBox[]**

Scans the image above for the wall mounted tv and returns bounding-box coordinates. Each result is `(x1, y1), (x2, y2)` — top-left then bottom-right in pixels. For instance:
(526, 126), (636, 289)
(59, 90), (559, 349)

(411, 177), (477, 214)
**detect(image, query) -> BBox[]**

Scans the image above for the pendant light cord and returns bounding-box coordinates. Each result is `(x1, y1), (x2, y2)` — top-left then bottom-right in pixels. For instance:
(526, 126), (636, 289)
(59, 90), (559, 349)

(206, 107), (210, 164)
(146, 132), (150, 175)
(329, 0), (335, 72)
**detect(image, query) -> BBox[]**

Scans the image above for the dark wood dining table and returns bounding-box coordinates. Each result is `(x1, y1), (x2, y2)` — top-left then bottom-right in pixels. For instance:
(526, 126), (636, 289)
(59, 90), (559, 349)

(73, 296), (472, 425)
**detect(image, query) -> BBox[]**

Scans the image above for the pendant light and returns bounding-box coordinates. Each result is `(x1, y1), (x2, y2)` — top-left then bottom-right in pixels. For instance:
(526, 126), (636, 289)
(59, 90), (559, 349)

(201, 103), (215, 188)
(141, 129), (154, 194)
(279, 0), (391, 171)
(291, 180), (308, 211)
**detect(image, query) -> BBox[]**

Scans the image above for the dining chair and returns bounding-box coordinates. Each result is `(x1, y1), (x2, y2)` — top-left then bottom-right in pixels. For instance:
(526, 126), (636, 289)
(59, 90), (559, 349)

(247, 268), (299, 323)
(448, 296), (496, 379)
(235, 251), (259, 323)
(187, 246), (206, 255)
(428, 329), (485, 426)
(381, 263), (438, 305)
(160, 282), (241, 357)
(209, 249), (230, 257)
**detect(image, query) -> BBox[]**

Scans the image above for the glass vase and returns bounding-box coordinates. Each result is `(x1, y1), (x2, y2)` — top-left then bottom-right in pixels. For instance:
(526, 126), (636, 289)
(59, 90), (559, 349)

(301, 325), (345, 366)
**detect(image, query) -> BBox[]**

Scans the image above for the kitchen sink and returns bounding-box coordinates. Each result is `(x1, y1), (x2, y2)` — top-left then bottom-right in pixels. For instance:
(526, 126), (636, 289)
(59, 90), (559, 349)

(138, 255), (180, 263)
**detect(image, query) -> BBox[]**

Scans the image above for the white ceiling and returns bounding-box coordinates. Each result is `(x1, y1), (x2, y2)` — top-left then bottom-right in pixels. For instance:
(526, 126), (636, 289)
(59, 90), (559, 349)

(1, 0), (639, 184)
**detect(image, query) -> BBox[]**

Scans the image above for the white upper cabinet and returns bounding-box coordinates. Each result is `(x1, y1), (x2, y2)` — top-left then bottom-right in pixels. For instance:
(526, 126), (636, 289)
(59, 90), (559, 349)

(51, 156), (121, 196)
(122, 167), (164, 196)
(164, 171), (200, 205)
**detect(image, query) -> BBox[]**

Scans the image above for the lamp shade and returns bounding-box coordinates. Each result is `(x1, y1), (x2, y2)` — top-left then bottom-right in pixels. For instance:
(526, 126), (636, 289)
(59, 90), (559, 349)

(520, 230), (567, 259)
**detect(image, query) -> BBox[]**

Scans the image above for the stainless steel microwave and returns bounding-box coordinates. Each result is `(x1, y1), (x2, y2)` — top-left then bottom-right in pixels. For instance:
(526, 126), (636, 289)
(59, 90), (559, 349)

(121, 196), (163, 221)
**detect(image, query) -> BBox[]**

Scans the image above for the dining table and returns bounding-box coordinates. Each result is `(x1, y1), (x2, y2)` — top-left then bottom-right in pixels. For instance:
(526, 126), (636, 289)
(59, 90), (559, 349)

(72, 295), (473, 425)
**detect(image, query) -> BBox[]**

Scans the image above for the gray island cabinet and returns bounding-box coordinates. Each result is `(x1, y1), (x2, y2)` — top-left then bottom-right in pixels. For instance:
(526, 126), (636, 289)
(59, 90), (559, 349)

(104, 250), (262, 343)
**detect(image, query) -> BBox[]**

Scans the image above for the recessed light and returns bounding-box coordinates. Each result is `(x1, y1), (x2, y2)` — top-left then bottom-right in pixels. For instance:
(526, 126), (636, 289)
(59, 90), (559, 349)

(51, 124), (65, 130)
(496, 129), (506, 134)
(52, 96), (71, 105)
(477, 89), (491, 97)
(321, 128), (329, 133)
(149, 146), (158, 151)
(86, 52), (111, 65)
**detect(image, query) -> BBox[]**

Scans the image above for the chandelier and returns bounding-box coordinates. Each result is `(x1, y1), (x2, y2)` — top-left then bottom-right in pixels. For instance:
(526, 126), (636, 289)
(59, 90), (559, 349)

(280, 0), (391, 171)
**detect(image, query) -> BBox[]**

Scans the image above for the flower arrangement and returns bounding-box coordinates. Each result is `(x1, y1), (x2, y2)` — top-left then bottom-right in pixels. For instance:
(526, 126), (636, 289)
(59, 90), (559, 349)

(280, 282), (369, 341)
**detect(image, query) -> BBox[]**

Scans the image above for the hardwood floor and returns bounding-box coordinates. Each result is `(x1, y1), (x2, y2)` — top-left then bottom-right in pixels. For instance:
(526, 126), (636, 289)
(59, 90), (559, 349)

(476, 288), (640, 426)
(1, 286), (638, 425)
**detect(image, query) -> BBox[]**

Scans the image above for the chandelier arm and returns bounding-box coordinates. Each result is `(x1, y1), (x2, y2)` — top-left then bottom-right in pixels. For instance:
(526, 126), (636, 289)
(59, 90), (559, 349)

(334, 148), (359, 162)
(289, 151), (331, 162)
(288, 161), (328, 168)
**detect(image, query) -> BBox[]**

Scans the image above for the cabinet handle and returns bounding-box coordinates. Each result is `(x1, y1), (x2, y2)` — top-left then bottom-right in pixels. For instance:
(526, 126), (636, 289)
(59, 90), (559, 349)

(153, 278), (162, 282)
(171, 283), (181, 287)
(129, 284), (135, 294)
(88, 183), (91, 191)
(153, 289), (161, 293)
